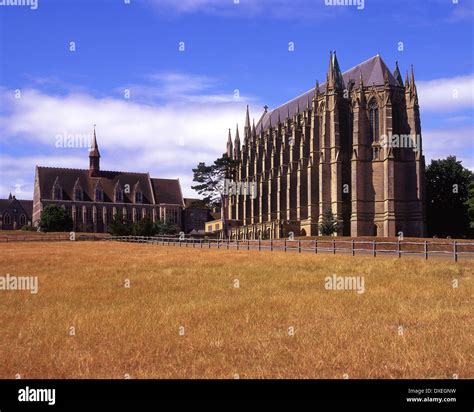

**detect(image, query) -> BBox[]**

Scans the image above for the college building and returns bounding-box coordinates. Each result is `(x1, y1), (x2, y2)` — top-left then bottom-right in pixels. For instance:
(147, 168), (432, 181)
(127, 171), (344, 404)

(222, 52), (426, 239)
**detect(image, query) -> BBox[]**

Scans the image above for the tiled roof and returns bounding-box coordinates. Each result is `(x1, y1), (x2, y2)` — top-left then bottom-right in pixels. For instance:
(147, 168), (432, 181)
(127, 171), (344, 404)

(150, 178), (184, 205)
(256, 55), (399, 133)
(37, 167), (182, 206)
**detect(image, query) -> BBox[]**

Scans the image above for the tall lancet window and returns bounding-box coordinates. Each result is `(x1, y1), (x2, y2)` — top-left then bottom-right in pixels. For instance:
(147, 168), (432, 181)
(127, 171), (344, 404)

(369, 100), (379, 143)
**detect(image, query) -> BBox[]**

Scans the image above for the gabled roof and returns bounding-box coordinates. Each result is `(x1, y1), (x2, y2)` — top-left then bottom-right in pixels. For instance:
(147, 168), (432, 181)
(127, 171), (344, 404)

(256, 55), (399, 133)
(150, 178), (184, 205)
(37, 167), (155, 204)
(0, 198), (33, 218)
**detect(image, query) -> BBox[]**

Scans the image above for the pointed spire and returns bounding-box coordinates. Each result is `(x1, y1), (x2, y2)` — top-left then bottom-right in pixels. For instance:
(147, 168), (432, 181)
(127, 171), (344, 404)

(332, 50), (344, 89)
(89, 125), (100, 177)
(89, 125), (100, 157)
(313, 79), (320, 101)
(252, 118), (256, 138)
(359, 70), (364, 88)
(306, 93), (311, 110)
(226, 128), (233, 158)
(8, 192), (12, 200)
(393, 61), (403, 87)
(410, 64), (415, 86)
(244, 104), (251, 140)
(234, 124), (241, 159)
(405, 70), (410, 90)
(327, 50), (334, 89)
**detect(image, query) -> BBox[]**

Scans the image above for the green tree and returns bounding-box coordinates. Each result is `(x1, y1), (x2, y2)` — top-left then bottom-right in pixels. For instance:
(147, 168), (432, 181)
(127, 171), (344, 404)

(319, 208), (338, 236)
(131, 217), (156, 236)
(426, 156), (473, 238)
(465, 179), (474, 230)
(39, 204), (73, 232)
(191, 153), (238, 209)
(107, 212), (131, 236)
(154, 220), (178, 235)
(192, 153), (238, 239)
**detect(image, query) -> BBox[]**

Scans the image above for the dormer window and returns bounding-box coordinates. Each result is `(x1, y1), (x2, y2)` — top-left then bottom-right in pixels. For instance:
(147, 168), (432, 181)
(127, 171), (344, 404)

(95, 187), (103, 202)
(75, 187), (82, 201)
(133, 181), (143, 204)
(114, 181), (124, 203)
(52, 178), (62, 200)
(94, 180), (104, 202)
(73, 179), (83, 201)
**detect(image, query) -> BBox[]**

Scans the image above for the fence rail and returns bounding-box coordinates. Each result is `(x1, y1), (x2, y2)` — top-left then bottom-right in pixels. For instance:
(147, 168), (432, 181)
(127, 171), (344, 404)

(0, 234), (105, 242)
(106, 236), (474, 262)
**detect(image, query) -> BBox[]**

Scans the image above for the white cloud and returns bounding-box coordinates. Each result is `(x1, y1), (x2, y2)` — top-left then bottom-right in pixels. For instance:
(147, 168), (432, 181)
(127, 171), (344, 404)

(0, 74), (263, 199)
(423, 127), (474, 170)
(146, 0), (340, 19)
(417, 74), (474, 112)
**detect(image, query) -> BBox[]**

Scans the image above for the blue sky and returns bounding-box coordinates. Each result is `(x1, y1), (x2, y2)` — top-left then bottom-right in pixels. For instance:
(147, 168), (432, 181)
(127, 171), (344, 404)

(0, 0), (473, 199)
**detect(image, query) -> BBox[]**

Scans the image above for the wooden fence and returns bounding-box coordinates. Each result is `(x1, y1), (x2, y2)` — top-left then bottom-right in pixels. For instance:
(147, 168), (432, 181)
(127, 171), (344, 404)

(106, 236), (474, 262)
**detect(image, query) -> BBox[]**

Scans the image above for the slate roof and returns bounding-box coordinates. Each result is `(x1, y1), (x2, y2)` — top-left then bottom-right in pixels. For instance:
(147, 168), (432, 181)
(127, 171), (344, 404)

(150, 178), (184, 205)
(256, 55), (399, 133)
(37, 167), (183, 206)
(0, 198), (33, 218)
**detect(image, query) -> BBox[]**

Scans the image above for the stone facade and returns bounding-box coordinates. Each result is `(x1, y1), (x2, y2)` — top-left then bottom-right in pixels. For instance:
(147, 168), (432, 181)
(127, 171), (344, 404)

(0, 194), (32, 230)
(32, 131), (186, 233)
(223, 53), (426, 239)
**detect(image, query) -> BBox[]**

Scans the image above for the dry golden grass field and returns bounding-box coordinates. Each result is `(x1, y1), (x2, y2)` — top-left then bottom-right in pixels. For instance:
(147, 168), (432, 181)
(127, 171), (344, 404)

(0, 241), (472, 379)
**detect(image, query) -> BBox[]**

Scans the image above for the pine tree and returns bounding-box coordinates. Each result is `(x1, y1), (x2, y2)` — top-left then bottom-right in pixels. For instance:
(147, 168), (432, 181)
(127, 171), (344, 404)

(319, 208), (338, 236)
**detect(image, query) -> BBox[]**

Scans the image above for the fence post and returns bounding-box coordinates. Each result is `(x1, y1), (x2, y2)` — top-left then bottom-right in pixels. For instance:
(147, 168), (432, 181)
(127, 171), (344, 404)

(351, 239), (355, 256)
(258, 238), (261, 251)
(217, 239), (220, 249)
(373, 240), (376, 257)
(453, 241), (458, 262)
(315, 239), (317, 254)
(247, 239), (250, 251)
(200, 239), (203, 249)
(284, 239), (287, 252)
(227, 239), (229, 250)
(333, 239), (336, 254)
(424, 241), (428, 260)
(298, 240), (301, 253)
(209, 240), (211, 249)
(397, 240), (401, 258)
(270, 238), (273, 252)
(237, 239), (239, 250)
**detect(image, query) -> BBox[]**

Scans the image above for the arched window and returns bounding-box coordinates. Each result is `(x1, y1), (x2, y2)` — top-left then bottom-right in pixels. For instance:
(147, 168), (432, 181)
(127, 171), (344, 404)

(4, 213), (11, 225)
(369, 100), (379, 142)
(135, 191), (143, 204)
(20, 214), (26, 226)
